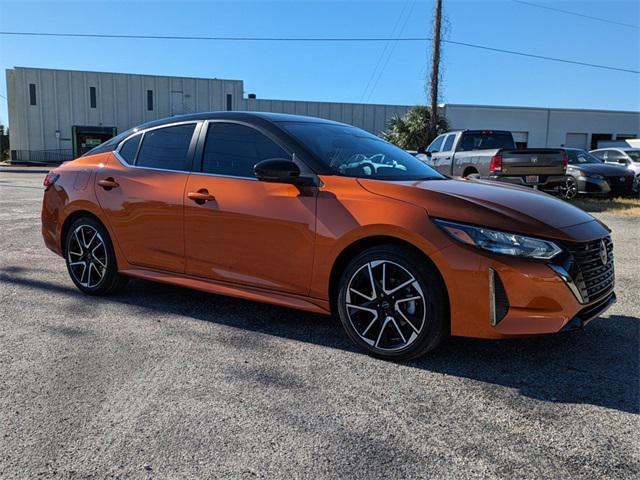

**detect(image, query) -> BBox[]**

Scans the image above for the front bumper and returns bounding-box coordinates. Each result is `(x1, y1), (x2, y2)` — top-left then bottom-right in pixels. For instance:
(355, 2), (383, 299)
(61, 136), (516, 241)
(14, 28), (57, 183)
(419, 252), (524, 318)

(430, 238), (615, 339)
(576, 175), (635, 197)
(561, 292), (616, 332)
(487, 174), (568, 190)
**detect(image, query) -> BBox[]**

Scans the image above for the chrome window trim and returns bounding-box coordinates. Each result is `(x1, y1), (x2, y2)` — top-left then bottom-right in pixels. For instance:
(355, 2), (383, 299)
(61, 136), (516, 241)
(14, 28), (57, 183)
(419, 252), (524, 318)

(113, 120), (200, 173)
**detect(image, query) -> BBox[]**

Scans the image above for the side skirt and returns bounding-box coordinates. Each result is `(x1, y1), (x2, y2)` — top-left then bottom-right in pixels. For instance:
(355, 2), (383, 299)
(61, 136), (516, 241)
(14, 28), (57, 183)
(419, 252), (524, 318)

(119, 268), (332, 315)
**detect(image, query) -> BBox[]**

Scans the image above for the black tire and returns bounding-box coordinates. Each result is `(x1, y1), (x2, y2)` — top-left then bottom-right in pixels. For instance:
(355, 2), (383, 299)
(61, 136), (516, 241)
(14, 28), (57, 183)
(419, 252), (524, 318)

(464, 171), (480, 180)
(64, 216), (128, 295)
(336, 245), (448, 361)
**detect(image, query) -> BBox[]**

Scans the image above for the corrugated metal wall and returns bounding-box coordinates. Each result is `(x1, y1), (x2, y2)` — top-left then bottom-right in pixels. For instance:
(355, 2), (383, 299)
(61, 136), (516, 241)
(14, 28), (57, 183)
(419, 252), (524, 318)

(6, 67), (412, 156)
(240, 98), (411, 135)
(7, 67), (243, 154)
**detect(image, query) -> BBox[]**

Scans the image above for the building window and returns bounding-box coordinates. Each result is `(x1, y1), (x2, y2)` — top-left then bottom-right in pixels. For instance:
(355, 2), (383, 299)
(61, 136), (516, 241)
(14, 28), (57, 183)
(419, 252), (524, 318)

(147, 90), (154, 111)
(226, 94), (232, 111)
(29, 83), (37, 105)
(89, 87), (97, 108)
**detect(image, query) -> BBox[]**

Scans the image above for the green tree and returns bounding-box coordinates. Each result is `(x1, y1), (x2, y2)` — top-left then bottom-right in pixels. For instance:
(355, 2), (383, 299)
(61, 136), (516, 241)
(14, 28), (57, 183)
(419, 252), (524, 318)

(382, 106), (448, 152)
(0, 124), (9, 162)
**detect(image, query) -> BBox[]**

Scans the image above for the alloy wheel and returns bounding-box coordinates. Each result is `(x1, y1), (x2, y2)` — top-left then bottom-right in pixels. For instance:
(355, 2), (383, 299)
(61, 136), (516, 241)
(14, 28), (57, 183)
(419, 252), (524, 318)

(67, 225), (108, 288)
(345, 260), (426, 352)
(559, 177), (578, 199)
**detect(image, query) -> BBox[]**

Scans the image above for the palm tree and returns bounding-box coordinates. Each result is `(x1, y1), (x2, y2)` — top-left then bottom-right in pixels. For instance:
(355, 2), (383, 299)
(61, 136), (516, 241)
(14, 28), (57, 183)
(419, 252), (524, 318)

(382, 106), (448, 152)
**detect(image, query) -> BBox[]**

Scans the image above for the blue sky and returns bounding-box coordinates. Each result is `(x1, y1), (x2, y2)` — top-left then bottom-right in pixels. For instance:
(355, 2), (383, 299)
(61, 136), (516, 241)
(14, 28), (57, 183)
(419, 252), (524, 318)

(0, 0), (638, 126)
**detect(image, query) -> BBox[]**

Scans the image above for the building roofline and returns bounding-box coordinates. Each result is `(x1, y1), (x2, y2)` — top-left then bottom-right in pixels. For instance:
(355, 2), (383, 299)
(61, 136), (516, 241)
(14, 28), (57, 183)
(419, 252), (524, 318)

(8, 66), (244, 83)
(440, 102), (640, 115)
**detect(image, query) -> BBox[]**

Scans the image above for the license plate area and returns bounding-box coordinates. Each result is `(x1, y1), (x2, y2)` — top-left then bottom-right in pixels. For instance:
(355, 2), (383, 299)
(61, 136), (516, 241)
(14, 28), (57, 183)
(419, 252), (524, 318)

(525, 175), (539, 184)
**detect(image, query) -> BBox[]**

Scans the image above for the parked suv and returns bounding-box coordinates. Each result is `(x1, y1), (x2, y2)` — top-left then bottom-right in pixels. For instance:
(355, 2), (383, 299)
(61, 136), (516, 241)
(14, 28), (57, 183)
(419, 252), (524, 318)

(590, 147), (640, 193)
(423, 130), (568, 193)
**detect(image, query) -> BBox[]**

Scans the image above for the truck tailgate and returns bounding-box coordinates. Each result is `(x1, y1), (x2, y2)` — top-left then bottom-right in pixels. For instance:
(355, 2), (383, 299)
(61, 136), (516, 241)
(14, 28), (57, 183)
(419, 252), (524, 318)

(500, 149), (565, 175)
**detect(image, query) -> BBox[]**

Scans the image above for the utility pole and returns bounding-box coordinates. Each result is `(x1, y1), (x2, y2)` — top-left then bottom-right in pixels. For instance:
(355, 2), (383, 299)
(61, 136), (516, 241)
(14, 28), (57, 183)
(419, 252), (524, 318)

(428, 0), (442, 143)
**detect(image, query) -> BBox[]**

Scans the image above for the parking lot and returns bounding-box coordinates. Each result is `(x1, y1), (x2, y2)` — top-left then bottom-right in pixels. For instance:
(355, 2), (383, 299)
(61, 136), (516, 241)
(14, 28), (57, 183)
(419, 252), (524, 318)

(0, 169), (638, 479)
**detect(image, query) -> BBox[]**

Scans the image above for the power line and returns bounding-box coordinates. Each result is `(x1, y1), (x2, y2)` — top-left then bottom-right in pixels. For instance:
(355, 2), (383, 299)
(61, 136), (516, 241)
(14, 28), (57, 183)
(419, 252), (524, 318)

(360, 0), (410, 101)
(366, 0), (418, 102)
(512, 0), (639, 29)
(442, 39), (639, 74)
(0, 30), (637, 74)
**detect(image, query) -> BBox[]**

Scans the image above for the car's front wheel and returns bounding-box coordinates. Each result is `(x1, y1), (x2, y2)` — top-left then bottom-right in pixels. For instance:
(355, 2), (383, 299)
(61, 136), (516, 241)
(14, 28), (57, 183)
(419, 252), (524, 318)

(336, 245), (448, 361)
(64, 216), (128, 295)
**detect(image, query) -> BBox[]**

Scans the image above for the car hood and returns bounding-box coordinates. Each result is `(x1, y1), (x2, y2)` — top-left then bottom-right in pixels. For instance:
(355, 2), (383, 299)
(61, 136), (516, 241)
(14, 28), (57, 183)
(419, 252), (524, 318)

(568, 163), (633, 176)
(358, 178), (608, 242)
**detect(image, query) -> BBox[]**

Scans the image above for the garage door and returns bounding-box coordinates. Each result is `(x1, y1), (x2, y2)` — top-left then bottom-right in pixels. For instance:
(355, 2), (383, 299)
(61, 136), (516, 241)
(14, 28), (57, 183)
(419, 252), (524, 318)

(565, 133), (587, 149)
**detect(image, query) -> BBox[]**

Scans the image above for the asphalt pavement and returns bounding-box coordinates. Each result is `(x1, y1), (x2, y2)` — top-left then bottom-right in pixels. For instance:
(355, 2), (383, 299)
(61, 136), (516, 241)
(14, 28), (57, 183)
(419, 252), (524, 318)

(1, 169), (638, 479)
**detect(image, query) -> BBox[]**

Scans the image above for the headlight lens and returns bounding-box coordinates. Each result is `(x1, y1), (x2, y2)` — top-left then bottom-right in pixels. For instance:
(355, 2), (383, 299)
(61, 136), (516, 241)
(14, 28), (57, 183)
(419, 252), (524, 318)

(433, 219), (562, 260)
(582, 172), (604, 180)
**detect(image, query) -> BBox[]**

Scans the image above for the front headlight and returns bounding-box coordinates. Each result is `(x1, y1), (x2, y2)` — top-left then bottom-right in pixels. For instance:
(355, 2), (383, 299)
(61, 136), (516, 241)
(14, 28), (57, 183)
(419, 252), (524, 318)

(433, 219), (562, 260)
(581, 172), (604, 180)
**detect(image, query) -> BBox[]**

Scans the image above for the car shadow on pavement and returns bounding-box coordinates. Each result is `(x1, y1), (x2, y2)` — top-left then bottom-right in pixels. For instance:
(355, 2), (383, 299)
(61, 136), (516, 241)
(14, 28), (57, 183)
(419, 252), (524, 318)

(2, 268), (638, 414)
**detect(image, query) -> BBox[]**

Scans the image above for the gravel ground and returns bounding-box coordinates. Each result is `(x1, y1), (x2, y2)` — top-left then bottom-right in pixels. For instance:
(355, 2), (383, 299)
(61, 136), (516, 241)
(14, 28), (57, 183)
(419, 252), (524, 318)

(1, 169), (638, 479)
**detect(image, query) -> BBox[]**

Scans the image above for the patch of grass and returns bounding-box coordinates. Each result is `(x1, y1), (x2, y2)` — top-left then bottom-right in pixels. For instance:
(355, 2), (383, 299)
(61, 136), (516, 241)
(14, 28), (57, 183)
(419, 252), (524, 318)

(566, 196), (640, 216)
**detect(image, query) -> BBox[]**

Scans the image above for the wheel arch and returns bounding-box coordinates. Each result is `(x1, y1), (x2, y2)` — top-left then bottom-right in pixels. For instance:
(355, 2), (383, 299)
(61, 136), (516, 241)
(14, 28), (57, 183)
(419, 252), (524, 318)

(60, 210), (106, 256)
(328, 235), (450, 317)
(462, 166), (479, 178)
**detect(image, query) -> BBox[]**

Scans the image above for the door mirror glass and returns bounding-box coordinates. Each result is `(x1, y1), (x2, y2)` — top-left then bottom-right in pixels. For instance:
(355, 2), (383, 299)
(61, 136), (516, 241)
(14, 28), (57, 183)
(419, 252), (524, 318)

(254, 159), (314, 186)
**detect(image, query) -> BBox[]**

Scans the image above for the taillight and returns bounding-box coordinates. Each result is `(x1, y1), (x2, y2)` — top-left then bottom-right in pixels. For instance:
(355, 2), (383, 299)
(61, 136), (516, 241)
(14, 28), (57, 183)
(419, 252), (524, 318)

(43, 172), (60, 190)
(562, 152), (569, 170)
(489, 154), (502, 172)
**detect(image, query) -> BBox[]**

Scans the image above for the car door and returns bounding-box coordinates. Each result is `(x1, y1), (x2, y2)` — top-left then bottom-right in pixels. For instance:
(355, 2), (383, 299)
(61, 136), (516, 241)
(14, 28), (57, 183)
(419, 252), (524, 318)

(426, 134), (446, 173)
(95, 121), (200, 273)
(183, 121), (316, 295)
(435, 133), (456, 175)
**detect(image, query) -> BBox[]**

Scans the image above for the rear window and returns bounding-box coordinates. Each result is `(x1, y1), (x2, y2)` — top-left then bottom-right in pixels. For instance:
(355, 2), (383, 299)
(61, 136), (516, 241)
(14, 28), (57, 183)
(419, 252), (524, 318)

(136, 123), (196, 171)
(457, 132), (515, 151)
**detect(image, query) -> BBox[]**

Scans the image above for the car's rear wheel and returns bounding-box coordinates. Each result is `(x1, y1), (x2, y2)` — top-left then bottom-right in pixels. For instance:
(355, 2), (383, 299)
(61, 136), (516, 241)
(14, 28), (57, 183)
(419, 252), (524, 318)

(336, 245), (448, 360)
(64, 216), (128, 295)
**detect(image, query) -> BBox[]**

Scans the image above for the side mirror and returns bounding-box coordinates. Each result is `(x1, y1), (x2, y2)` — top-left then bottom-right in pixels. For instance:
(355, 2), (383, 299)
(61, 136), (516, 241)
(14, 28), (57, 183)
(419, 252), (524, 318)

(619, 159), (628, 164)
(254, 159), (315, 186)
(425, 151), (432, 157)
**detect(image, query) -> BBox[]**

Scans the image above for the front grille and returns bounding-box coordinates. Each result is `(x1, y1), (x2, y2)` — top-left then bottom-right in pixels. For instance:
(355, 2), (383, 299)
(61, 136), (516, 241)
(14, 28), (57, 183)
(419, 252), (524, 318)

(606, 175), (634, 195)
(565, 237), (614, 303)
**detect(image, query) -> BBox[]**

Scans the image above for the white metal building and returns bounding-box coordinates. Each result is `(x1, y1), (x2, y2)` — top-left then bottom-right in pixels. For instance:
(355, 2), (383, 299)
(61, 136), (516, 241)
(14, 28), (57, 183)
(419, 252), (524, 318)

(5, 66), (639, 162)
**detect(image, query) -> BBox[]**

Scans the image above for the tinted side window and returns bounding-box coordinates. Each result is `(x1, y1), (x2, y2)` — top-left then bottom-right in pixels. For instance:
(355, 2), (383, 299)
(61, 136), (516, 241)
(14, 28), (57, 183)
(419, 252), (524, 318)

(136, 124), (196, 171)
(119, 134), (142, 164)
(442, 134), (455, 152)
(427, 135), (445, 153)
(591, 150), (606, 160)
(202, 123), (287, 177)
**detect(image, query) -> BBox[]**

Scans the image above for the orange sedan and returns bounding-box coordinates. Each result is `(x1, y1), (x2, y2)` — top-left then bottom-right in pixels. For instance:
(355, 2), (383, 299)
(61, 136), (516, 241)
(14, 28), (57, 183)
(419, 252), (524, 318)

(42, 112), (615, 360)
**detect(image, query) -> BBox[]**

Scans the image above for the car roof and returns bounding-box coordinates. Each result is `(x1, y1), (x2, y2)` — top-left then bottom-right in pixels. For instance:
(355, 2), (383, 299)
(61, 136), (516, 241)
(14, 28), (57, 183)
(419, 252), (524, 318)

(84, 111), (349, 158)
(136, 111), (346, 130)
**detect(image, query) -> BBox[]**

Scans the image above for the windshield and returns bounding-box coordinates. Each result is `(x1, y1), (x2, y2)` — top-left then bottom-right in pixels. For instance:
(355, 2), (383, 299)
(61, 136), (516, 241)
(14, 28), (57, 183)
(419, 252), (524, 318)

(568, 150), (602, 164)
(626, 150), (640, 162)
(280, 122), (445, 180)
(457, 132), (515, 151)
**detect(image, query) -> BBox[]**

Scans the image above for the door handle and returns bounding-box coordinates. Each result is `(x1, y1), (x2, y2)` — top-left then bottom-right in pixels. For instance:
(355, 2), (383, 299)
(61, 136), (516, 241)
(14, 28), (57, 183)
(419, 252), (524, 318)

(187, 189), (215, 204)
(98, 178), (119, 190)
